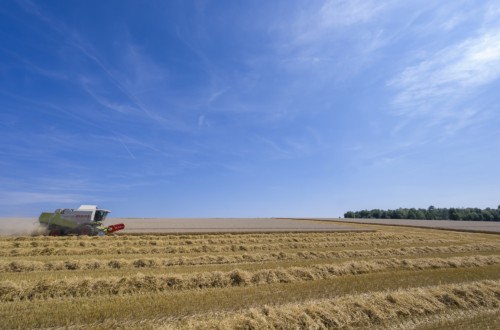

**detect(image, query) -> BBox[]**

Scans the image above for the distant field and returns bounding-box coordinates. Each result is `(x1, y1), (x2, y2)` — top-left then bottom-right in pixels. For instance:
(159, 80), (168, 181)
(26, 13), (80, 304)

(0, 222), (499, 329)
(0, 217), (370, 235)
(2, 217), (499, 235)
(314, 218), (500, 233)
(109, 217), (371, 233)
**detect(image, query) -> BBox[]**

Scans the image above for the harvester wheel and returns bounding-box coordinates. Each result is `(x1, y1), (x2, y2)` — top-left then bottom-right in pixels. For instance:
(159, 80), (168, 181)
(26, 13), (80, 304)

(79, 225), (93, 236)
(49, 229), (61, 236)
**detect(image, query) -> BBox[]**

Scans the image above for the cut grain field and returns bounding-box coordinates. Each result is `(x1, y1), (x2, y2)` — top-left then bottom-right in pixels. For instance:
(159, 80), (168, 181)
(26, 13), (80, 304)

(1, 220), (499, 329)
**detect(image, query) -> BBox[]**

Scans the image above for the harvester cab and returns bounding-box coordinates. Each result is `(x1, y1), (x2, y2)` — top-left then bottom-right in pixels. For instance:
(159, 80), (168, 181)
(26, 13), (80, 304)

(39, 205), (125, 236)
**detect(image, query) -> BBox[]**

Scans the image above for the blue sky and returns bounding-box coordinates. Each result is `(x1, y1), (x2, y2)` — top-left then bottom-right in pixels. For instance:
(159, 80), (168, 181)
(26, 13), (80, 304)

(1, 0), (499, 217)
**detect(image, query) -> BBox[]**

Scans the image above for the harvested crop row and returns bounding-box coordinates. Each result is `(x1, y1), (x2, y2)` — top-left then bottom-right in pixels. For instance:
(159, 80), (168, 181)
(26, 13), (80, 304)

(3, 266), (499, 329)
(2, 236), (412, 249)
(2, 255), (498, 302)
(153, 280), (500, 329)
(376, 307), (500, 330)
(0, 230), (462, 246)
(2, 237), (465, 257)
(0, 230), (403, 240)
(1, 243), (498, 273)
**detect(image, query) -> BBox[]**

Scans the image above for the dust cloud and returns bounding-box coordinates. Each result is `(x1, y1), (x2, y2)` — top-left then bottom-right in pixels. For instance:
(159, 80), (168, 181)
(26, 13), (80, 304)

(0, 218), (46, 236)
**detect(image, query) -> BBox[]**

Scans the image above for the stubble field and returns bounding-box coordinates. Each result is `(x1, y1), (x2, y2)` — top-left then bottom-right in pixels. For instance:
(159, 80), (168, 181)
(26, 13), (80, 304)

(0, 220), (499, 329)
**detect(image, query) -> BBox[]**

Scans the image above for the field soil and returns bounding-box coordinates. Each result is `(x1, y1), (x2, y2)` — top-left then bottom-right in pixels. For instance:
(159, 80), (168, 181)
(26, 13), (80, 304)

(0, 221), (499, 329)
(314, 218), (500, 233)
(107, 217), (371, 233)
(2, 217), (498, 235)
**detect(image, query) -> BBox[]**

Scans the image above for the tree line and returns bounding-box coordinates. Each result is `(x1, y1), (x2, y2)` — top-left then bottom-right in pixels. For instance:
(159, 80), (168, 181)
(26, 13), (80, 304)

(344, 206), (500, 221)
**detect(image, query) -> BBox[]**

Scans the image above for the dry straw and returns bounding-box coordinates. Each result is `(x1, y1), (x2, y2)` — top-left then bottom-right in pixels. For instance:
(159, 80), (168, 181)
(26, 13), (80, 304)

(166, 280), (500, 329)
(1, 255), (498, 302)
(1, 242), (497, 273)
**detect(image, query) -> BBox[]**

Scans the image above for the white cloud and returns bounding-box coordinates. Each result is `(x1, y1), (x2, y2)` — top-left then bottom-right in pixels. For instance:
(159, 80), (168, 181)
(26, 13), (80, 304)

(198, 115), (206, 128)
(318, 0), (390, 28)
(283, 0), (394, 55)
(441, 14), (467, 31)
(81, 81), (136, 114)
(388, 29), (500, 116)
(442, 107), (480, 135)
(270, 0), (397, 86)
(253, 128), (325, 161)
(207, 87), (229, 104)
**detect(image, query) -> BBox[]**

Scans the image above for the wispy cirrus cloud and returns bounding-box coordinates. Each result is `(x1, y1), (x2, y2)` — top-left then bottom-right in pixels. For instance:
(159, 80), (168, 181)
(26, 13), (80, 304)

(290, 0), (393, 44)
(312, 1), (396, 52)
(80, 81), (137, 115)
(16, 1), (193, 133)
(389, 29), (500, 113)
(317, 0), (391, 28)
(265, 0), (398, 91)
(0, 190), (87, 205)
(254, 127), (325, 161)
(207, 87), (230, 104)
(335, 2), (500, 167)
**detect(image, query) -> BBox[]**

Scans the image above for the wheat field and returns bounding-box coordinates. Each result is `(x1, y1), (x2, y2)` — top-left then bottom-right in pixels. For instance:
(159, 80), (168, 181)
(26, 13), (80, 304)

(1, 222), (499, 329)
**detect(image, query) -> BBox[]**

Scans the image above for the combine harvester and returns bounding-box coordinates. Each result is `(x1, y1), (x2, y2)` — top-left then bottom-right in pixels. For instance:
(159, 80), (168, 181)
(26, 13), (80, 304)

(39, 205), (125, 236)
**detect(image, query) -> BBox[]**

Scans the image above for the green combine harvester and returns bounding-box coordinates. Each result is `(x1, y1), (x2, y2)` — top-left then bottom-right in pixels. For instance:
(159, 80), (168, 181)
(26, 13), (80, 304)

(39, 205), (125, 236)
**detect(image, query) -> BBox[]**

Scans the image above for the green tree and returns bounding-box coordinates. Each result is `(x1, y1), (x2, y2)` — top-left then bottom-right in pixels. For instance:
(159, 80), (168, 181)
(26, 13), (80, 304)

(407, 208), (417, 219)
(370, 209), (382, 219)
(343, 206), (500, 221)
(449, 208), (461, 220)
(344, 211), (354, 218)
(416, 209), (426, 219)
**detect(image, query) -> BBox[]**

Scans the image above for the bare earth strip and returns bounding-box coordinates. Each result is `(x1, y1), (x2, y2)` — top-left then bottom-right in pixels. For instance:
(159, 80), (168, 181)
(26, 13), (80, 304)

(109, 218), (371, 233)
(300, 218), (500, 233)
(2, 217), (499, 235)
(0, 217), (371, 235)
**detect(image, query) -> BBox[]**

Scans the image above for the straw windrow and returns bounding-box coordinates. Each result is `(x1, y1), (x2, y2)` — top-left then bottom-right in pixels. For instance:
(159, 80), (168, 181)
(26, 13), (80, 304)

(0, 228), (499, 329)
